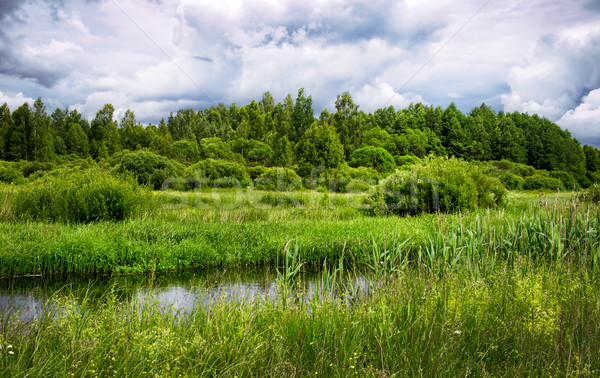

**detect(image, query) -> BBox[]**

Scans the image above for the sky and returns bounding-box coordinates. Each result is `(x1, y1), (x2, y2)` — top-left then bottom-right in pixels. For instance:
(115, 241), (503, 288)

(0, 0), (599, 146)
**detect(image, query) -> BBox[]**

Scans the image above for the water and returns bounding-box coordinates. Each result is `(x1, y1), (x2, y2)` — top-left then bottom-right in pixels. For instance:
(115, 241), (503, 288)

(0, 267), (371, 322)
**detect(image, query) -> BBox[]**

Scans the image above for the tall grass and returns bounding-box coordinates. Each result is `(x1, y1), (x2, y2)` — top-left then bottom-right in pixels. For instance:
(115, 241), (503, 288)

(1, 260), (598, 376)
(0, 193), (598, 279)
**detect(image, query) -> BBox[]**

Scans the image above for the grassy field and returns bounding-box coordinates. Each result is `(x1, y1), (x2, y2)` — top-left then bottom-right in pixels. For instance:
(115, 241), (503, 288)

(1, 189), (600, 376)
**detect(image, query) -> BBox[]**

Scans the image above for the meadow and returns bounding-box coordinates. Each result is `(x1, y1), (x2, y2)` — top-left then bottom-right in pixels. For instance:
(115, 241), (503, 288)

(1, 155), (600, 376)
(1, 186), (600, 376)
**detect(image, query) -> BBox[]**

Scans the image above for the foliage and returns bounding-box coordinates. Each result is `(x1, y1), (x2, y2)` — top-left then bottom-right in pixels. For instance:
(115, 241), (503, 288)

(371, 157), (506, 214)
(117, 151), (176, 190)
(187, 159), (251, 188)
(254, 167), (302, 191)
(348, 146), (396, 173)
(10, 168), (142, 223)
(500, 172), (524, 190)
(295, 122), (344, 176)
(522, 174), (561, 191)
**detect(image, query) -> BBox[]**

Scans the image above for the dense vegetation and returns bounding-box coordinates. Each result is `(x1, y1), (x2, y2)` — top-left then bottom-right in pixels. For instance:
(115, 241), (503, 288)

(2, 90), (600, 376)
(2, 196), (600, 376)
(1, 89), (599, 190)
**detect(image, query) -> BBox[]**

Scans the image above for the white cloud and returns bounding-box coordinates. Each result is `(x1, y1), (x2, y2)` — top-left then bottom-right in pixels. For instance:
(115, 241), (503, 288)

(355, 82), (426, 112)
(558, 88), (600, 145)
(0, 91), (35, 110)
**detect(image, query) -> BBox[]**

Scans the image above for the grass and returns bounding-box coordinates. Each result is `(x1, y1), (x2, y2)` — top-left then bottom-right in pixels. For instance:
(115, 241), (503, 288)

(0, 189), (596, 277)
(1, 260), (598, 376)
(1, 189), (599, 375)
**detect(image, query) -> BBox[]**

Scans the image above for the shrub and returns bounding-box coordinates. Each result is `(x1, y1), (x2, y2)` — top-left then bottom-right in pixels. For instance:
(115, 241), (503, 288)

(12, 168), (143, 223)
(171, 139), (201, 163)
(257, 192), (308, 207)
(254, 167), (302, 191)
(370, 157), (506, 215)
(349, 146), (396, 173)
(394, 155), (420, 168)
(187, 159), (251, 188)
(550, 171), (578, 191)
(21, 161), (55, 178)
(500, 172), (524, 190)
(117, 151), (176, 190)
(0, 165), (24, 184)
(522, 174), (561, 191)
(587, 183), (600, 203)
(247, 166), (268, 180)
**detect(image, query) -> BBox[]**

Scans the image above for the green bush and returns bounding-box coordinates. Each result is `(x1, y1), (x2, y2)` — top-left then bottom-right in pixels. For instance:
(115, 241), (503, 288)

(247, 165), (268, 180)
(0, 165), (24, 184)
(500, 172), (524, 190)
(21, 161), (55, 178)
(522, 174), (561, 190)
(370, 157), (506, 214)
(117, 151), (176, 190)
(187, 159), (251, 188)
(587, 183), (600, 202)
(254, 167), (302, 191)
(394, 155), (420, 168)
(257, 192), (308, 207)
(550, 171), (578, 190)
(349, 146), (396, 173)
(12, 168), (143, 223)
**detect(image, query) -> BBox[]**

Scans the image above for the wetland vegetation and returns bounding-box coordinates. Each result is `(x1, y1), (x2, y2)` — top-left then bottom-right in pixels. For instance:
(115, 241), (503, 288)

(1, 92), (600, 375)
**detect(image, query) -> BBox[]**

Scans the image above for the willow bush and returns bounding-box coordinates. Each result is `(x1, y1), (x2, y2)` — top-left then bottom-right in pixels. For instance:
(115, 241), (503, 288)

(370, 156), (506, 214)
(11, 167), (143, 223)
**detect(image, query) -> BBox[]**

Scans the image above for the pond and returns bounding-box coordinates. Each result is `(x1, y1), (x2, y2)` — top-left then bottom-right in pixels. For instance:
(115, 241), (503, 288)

(0, 267), (371, 323)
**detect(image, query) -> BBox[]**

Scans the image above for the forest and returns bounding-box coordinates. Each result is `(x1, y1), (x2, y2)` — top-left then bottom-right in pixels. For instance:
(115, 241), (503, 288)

(1, 88), (599, 190)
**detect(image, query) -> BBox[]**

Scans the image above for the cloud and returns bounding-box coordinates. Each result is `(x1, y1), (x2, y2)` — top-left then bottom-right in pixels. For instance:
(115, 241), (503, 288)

(558, 89), (600, 147)
(501, 28), (600, 129)
(354, 82), (426, 112)
(0, 91), (35, 110)
(0, 0), (598, 146)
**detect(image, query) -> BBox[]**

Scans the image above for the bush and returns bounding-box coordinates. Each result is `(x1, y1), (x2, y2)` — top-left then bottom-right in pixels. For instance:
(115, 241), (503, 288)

(370, 157), (506, 215)
(247, 166), (268, 180)
(21, 161), (55, 178)
(550, 171), (578, 191)
(305, 166), (380, 193)
(587, 183), (600, 203)
(349, 146), (396, 173)
(254, 167), (302, 191)
(522, 174), (561, 190)
(500, 172), (524, 190)
(395, 155), (420, 168)
(12, 168), (143, 223)
(0, 165), (24, 184)
(187, 159), (251, 188)
(117, 151), (176, 190)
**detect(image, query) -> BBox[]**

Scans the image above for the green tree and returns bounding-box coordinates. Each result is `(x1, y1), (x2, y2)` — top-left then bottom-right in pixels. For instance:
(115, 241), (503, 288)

(333, 91), (360, 156)
(31, 97), (55, 161)
(90, 104), (120, 157)
(295, 122), (344, 176)
(584, 145), (600, 172)
(0, 103), (14, 159)
(65, 122), (90, 157)
(291, 88), (315, 143)
(8, 103), (31, 160)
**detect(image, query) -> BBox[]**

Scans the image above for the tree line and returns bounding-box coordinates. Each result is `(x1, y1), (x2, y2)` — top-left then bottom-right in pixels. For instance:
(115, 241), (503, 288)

(1, 89), (599, 186)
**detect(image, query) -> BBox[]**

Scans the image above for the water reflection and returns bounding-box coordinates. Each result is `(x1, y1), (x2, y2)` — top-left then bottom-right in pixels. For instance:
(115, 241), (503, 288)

(0, 267), (370, 322)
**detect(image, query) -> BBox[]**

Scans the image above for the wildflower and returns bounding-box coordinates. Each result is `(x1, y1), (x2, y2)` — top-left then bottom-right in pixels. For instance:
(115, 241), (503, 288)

(8, 351), (14, 355)
(7, 345), (12, 349)
(454, 330), (461, 334)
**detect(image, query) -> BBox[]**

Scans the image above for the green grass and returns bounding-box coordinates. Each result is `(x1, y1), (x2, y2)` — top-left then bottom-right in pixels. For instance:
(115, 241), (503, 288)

(1, 190), (600, 376)
(0, 189), (598, 277)
(1, 261), (598, 376)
